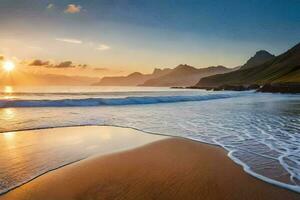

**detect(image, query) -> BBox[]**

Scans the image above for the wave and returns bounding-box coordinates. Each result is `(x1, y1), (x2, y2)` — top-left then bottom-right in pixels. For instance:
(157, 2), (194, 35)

(0, 93), (244, 108)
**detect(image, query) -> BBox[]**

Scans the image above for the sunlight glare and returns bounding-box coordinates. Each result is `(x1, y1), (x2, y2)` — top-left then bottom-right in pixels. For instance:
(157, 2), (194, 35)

(2, 61), (15, 72)
(3, 132), (16, 140)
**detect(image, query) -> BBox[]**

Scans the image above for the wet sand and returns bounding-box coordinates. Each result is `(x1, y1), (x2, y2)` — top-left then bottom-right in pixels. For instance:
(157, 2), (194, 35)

(1, 136), (299, 200)
(0, 126), (166, 196)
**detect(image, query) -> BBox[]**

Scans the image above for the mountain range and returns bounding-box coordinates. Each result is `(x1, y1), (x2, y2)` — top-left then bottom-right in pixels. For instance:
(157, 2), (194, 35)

(94, 46), (288, 87)
(195, 43), (300, 87)
(140, 65), (233, 86)
(94, 65), (233, 87)
(93, 68), (172, 86)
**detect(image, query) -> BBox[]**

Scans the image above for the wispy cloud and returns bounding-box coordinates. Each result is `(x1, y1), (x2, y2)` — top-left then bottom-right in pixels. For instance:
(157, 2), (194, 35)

(64, 4), (82, 14)
(55, 38), (82, 44)
(47, 4), (54, 9)
(96, 44), (111, 51)
(55, 38), (111, 52)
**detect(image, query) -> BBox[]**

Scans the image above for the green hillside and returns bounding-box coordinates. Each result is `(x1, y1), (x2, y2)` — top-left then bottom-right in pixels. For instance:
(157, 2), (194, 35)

(196, 43), (300, 87)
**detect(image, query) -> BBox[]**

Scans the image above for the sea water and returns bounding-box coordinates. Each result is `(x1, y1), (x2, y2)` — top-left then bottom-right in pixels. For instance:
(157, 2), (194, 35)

(0, 86), (299, 193)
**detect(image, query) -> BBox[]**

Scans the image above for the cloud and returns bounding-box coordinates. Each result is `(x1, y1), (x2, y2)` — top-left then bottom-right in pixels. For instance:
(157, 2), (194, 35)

(29, 59), (50, 66)
(28, 60), (75, 68)
(78, 64), (88, 68)
(96, 44), (111, 51)
(47, 4), (54, 9)
(26, 59), (102, 70)
(64, 4), (82, 14)
(50, 61), (76, 68)
(55, 38), (82, 44)
(0, 55), (4, 61)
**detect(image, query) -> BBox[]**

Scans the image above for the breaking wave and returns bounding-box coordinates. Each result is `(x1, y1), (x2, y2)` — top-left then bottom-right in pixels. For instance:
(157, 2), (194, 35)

(0, 93), (244, 108)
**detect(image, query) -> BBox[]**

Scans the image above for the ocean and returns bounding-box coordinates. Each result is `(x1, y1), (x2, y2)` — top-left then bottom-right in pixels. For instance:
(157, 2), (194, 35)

(0, 86), (299, 193)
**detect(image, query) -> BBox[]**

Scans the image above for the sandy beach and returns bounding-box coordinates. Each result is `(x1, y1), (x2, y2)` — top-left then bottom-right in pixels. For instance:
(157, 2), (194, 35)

(1, 135), (299, 200)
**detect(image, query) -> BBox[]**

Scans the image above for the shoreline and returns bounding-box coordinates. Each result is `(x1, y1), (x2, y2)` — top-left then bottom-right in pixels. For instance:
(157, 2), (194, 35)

(183, 82), (300, 94)
(0, 133), (299, 199)
(0, 125), (300, 195)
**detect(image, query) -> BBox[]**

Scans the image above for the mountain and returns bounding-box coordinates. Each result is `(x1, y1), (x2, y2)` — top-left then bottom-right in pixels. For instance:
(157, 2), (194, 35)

(93, 68), (171, 86)
(0, 72), (98, 86)
(240, 50), (275, 70)
(95, 72), (149, 86)
(94, 64), (233, 87)
(195, 43), (300, 87)
(140, 64), (233, 87)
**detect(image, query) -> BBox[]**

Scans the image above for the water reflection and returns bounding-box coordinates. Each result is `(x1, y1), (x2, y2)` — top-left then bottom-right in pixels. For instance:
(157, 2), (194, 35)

(1, 86), (14, 99)
(0, 126), (164, 194)
(0, 108), (16, 120)
(2, 132), (17, 149)
(4, 86), (13, 94)
(3, 132), (16, 140)
(4, 86), (14, 99)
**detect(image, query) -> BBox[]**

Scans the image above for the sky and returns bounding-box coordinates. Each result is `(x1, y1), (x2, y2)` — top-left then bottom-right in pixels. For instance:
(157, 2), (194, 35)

(0, 0), (300, 77)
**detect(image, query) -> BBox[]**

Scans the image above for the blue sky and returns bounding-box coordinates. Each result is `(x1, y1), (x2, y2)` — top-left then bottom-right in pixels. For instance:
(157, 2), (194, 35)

(0, 0), (299, 75)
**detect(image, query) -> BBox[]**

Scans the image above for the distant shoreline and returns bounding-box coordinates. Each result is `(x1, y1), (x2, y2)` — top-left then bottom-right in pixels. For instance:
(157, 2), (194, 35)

(174, 82), (300, 94)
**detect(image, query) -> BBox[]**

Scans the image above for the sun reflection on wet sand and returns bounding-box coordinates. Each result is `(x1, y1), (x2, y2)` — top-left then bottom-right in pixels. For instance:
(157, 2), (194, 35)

(0, 126), (166, 194)
(2, 132), (17, 149)
(3, 132), (16, 140)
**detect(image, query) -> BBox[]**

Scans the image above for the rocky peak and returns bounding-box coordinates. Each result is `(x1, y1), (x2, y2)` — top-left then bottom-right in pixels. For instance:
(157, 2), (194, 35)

(241, 50), (275, 69)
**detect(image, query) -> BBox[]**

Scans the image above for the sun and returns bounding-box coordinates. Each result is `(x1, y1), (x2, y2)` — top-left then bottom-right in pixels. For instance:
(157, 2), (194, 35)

(2, 61), (15, 72)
